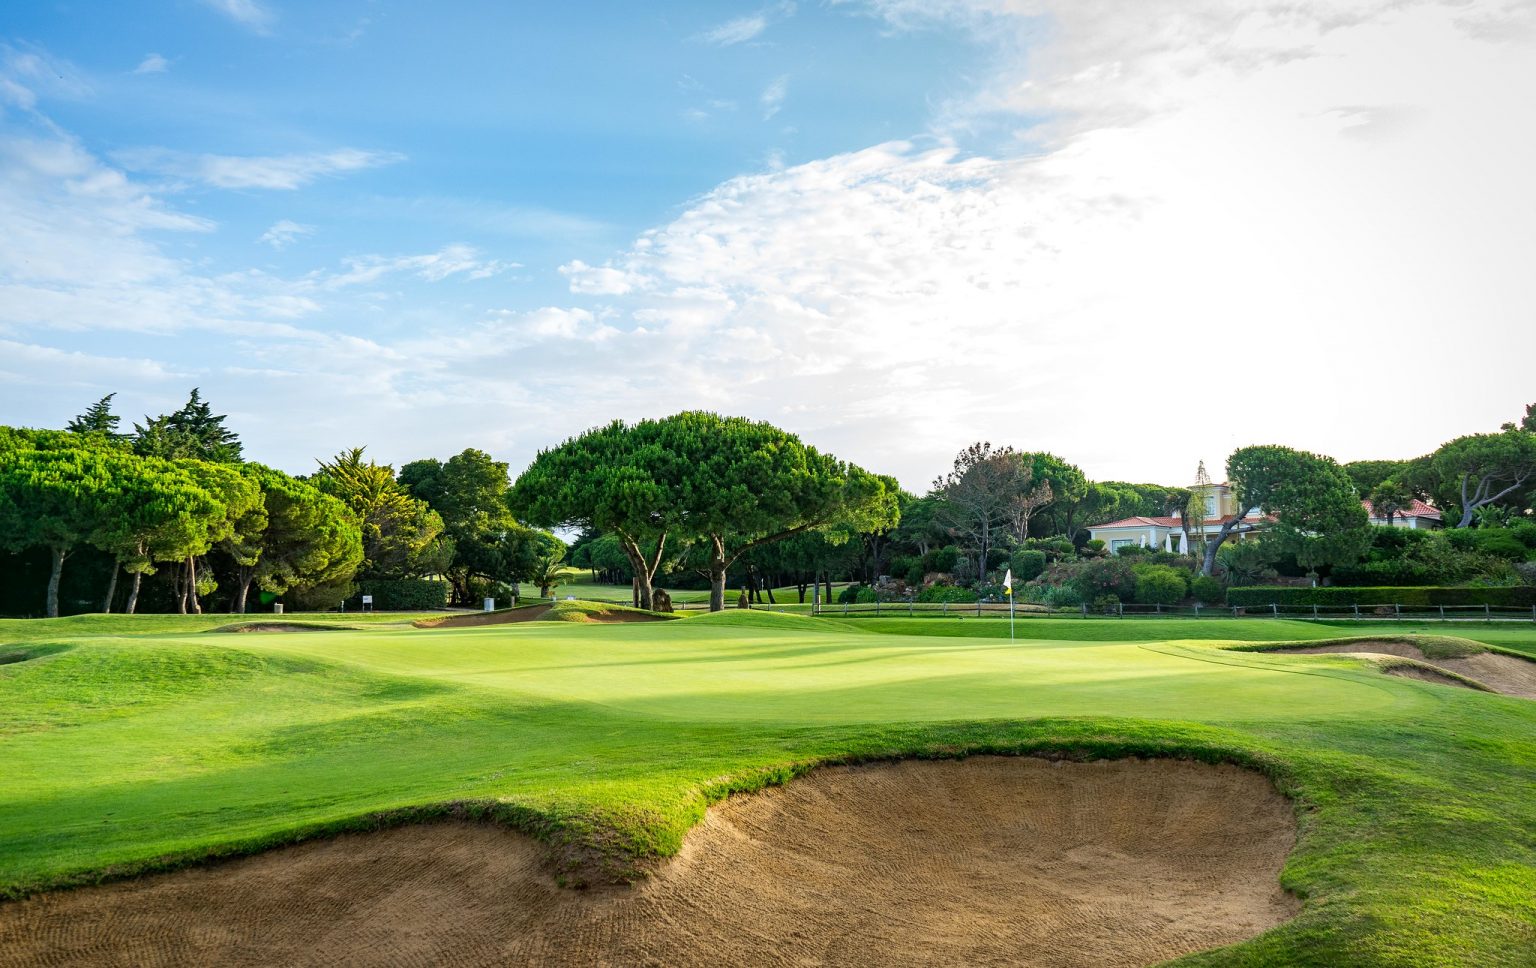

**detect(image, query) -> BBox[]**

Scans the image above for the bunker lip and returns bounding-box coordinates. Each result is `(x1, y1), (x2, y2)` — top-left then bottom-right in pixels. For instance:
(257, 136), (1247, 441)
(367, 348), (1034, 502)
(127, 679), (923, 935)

(1264, 640), (1536, 700)
(208, 621), (351, 633)
(414, 604), (675, 628)
(0, 756), (1299, 968)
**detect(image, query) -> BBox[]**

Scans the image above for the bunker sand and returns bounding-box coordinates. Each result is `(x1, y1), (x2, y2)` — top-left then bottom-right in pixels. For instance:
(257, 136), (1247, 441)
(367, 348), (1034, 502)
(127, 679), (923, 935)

(0, 758), (1298, 968)
(1274, 640), (1536, 700)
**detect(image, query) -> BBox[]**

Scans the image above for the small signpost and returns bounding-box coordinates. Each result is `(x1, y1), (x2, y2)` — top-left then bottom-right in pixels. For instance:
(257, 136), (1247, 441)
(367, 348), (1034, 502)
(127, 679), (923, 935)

(361, 594), (373, 614)
(484, 597), (495, 612)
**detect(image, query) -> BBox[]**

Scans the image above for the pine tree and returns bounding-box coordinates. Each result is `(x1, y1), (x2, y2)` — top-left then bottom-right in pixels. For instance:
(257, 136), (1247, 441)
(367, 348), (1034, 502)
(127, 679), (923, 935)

(133, 388), (244, 462)
(65, 394), (122, 438)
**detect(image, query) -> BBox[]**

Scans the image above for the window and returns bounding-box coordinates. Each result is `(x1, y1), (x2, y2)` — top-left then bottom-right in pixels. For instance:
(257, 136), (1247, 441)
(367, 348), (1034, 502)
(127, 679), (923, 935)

(1203, 496), (1217, 517)
(1111, 539), (1135, 552)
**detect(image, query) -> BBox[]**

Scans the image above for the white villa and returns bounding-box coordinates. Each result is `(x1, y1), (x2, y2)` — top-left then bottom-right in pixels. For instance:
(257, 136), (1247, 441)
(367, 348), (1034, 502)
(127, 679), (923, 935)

(1087, 482), (1442, 554)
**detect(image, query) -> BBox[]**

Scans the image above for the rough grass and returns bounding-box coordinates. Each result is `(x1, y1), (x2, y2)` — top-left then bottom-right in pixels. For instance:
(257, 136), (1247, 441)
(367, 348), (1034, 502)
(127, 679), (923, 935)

(544, 600), (681, 623)
(1, 616), (1534, 965)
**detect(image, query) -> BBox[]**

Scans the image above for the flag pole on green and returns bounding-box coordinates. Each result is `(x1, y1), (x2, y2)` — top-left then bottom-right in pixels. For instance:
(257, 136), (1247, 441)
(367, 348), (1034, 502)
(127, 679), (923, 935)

(1003, 568), (1014, 643)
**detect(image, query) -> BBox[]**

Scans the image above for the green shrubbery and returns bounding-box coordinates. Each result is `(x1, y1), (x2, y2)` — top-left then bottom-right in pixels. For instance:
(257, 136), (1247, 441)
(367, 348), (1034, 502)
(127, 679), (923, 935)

(1226, 585), (1536, 608)
(915, 583), (979, 604)
(1071, 557), (1136, 604)
(1009, 548), (1047, 582)
(1132, 564), (1188, 605)
(1190, 574), (1226, 605)
(353, 579), (449, 610)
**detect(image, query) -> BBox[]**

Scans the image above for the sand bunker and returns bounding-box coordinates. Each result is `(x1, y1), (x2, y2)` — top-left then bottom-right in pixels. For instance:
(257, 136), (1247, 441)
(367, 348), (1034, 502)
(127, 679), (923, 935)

(211, 622), (347, 634)
(0, 757), (1297, 968)
(1276, 641), (1536, 700)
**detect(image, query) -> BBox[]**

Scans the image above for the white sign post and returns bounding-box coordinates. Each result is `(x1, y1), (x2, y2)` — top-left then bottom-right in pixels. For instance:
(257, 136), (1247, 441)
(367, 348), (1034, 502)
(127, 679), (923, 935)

(361, 594), (373, 613)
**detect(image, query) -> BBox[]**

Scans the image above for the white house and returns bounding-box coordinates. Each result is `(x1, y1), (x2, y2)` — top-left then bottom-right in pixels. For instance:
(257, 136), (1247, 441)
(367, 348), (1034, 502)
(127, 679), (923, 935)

(1088, 483), (1443, 554)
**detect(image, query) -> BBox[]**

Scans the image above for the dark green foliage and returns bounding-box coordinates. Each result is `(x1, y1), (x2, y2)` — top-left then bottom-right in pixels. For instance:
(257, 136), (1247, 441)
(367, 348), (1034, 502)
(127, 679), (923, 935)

(1343, 459), (1410, 493)
(1072, 557), (1136, 603)
(914, 583), (978, 603)
(65, 395), (123, 440)
(1446, 527), (1531, 560)
(1190, 574), (1225, 605)
(1132, 564), (1187, 605)
(132, 389), (243, 463)
(924, 545), (960, 573)
(354, 579), (450, 610)
(1226, 585), (1536, 607)
(1010, 548), (1047, 581)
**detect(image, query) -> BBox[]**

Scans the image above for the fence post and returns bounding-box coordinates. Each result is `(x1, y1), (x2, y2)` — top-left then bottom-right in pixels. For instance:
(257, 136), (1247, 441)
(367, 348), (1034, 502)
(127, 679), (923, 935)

(1272, 603), (1279, 619)
(1194, 603), (1201, 619)
(1395, 603), (1401, 621)
(1313, 604), (1318, 620)
(1485, 603), (1491, 623)
(1232, 606), (1238, 618)
(943, 601), (948, 616)
(1155, 603), (1161, 615)
(1353, 604), (1360, 621)
(1118, 602), (1124, 618)
(978, 600), (983, 618)
(843, 601), (848, 616)
(908, 599), (913, 617)
(1081, 603), (1088, 618)
(876, 598), (882, 616)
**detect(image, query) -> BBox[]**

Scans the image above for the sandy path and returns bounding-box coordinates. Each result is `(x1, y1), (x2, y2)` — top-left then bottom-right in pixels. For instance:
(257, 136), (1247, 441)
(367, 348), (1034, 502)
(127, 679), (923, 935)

(1277, 641), (1536, 699)
(0, 757), (1298, 968)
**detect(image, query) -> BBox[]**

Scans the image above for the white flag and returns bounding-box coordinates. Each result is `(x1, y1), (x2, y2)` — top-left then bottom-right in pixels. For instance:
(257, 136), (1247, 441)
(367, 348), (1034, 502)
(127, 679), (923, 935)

(1003, 568), (1013, 591)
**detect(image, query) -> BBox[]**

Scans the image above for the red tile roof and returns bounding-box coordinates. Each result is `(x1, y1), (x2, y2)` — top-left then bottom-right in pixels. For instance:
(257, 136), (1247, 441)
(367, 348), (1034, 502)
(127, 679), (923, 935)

(1362, 498), (1441, 520)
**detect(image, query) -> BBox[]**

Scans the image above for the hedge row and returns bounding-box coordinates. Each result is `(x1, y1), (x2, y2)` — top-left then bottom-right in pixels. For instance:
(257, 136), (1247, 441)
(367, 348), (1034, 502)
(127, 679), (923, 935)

(1226, 586), (1536, 608)
(353, 579), (449, 610)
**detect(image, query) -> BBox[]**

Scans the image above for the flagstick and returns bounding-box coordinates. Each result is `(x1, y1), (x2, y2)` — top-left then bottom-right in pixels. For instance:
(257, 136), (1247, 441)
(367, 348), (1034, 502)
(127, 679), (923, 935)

(1010, 589), (1015, 643)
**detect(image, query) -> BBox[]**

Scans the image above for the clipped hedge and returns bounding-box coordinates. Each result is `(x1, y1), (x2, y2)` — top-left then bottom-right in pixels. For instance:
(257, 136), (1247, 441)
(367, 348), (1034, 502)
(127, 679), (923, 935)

(354, 579), (449, 610)
(1226, 586), (1536, 608)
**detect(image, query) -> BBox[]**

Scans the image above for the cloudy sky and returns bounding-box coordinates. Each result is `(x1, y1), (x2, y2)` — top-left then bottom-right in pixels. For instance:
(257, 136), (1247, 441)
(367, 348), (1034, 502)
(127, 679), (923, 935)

(2, 0), (1532, 491)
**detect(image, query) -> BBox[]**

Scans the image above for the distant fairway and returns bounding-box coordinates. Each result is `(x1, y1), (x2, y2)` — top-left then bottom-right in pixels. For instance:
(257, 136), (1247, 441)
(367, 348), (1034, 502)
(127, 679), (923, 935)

(1, 610), (1534, 964)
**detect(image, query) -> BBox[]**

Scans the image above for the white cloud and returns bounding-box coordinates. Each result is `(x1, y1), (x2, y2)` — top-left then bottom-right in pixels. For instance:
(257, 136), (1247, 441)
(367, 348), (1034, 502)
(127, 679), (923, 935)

(201, 0), (274, 33)
(115, 147), (404, 190)
(761, 75), (789, 119)
(133, 53), (169, 75)
(323, 244), (517, 288)
(697, 15), (770, 46)
(559, 260), (648, 296)
(258, 219), (313, 249)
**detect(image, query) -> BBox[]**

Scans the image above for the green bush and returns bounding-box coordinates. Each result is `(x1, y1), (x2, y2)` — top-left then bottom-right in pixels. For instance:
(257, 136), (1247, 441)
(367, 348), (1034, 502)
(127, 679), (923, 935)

(1083, 539), (1107, 555)
(1132, 565), (1187, 605)
(924, 546), (960, 574)
(1190, 574), (1226, 605)
(1010, 548), (1047, 582)
(1226, 586), (1536, 608)
(1446, 528), (1530, 561)
(353, 579), (449, 610)
(1072, 558), (1136, 603)
(915, 583), (979, 604)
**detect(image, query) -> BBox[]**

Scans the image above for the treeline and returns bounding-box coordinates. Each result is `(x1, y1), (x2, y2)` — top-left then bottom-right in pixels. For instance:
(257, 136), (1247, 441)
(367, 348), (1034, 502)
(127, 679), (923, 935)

(0, 392), (568, 617)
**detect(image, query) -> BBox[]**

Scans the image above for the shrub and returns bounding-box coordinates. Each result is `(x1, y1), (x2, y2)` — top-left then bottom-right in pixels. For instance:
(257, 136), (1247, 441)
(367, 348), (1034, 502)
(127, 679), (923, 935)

(916, 583), (979, 604)
(889, 554), (924, 585)
(352, 579), (449, 610)
(1010, 549), (1047, 582)
(1082, 539), (1107, 556)
(1226, 586), (1536, 608)
(836, 583), (864, 604)
(1072, 557), (1136, 603)
(1190, 574), (1225, 605)
(1132, 565), (1187, 606)
(1446, 527), (1529, 560)
(924, 545), (961, 573)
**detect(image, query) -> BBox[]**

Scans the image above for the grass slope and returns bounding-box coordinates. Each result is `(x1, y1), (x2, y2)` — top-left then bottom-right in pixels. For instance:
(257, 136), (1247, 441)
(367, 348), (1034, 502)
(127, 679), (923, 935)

(1, 615), (1533, 965)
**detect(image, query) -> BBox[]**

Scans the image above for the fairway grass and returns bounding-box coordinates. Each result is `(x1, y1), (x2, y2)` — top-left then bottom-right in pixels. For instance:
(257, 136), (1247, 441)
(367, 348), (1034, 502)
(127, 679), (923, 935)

(1, 612), (1534, 965)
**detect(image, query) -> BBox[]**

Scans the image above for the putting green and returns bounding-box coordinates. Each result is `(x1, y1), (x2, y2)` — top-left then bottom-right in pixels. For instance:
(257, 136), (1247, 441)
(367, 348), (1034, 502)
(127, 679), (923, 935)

(2, 611), (1534, 965)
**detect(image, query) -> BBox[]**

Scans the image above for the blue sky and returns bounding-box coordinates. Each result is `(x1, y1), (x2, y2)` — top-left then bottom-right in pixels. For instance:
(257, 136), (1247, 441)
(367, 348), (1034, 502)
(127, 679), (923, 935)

(2, 1), (1533, 489)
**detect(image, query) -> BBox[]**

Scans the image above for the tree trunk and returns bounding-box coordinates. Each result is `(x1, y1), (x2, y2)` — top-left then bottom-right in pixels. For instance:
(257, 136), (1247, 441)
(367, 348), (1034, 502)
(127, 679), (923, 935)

(631, 576), (639, 608)
(45, 546), (67, 619)
(175, 561), (188, 614)
(102, 562), (120, 614)
(540, 582), (552, 598)
(708, 535), (728, 612)
(1201, 517), (1246, 576)
(616, 531), (665, 611)
(126, 570), (142, 614)
(235, 570), (254, 614)
(187, 557), (203, 615)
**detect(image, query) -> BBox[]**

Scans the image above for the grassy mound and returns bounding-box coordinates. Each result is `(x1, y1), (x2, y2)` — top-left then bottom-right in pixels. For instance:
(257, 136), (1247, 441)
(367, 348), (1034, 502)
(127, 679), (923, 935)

(545, 600), (680, 623)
